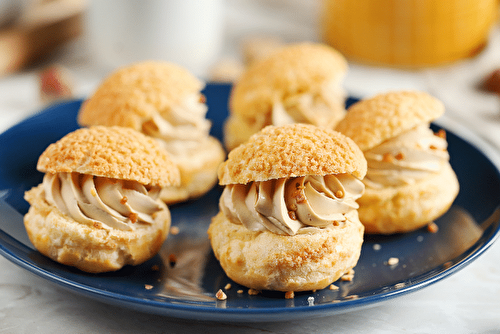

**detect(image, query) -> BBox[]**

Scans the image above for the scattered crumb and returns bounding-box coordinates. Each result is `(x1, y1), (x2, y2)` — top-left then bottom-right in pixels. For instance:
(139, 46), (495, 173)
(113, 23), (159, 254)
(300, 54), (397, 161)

(332, 300), (340, 303)
(170, 226), (180, 235)
(427, 222), (439, 233)
(373, 243), (381, 251)
(394, 282), (406, 289)
(248, 289), (260, 296)
(237, 289), (244, 294)
(216, 289), (227, 300)
(341, 268), (355, 281)
(285, 291), (295, 299)
(387, 257), (399, 266)
(224, 283), (232, 290)
(443, 261), (453, 269)
(145, 284), (153, 290)
(307, 296), (315, 306)
(329, 284), (339, 290)
(344, 295), (359, 300)
(151, 264), (159, 271)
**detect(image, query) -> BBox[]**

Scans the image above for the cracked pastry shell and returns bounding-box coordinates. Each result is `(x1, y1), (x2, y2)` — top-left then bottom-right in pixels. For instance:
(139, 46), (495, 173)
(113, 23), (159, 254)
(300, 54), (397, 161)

(209, 123), (366, 292)
(24, 126), (180, 273)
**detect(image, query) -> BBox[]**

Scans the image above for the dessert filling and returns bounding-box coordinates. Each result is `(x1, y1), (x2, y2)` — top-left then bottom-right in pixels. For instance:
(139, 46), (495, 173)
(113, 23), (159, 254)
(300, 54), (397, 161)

(220, 174), (364, 235)
(363, 124), (450, 188)
(141, 93), (211, 157)
(43, 172), (163, 231)
(272, 79), (346, 128)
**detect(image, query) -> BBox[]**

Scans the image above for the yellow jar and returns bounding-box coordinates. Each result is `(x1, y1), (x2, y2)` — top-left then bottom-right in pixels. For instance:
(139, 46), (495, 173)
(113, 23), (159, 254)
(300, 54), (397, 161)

(321, 0), (498, 67)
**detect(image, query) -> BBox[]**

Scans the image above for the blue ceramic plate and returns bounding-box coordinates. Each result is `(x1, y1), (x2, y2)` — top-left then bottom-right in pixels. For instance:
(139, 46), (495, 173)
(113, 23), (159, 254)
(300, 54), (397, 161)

(1, 83), (499, 323)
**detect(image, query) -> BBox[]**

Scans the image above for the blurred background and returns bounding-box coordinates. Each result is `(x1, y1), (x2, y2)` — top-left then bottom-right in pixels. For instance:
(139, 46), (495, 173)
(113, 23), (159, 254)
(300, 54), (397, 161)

(1, 1), (500, 332)
(0, 0), (500, 140)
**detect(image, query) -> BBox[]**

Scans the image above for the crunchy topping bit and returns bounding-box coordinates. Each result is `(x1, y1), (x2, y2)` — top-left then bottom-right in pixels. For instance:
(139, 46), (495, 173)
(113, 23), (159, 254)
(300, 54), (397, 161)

(387, 257), (399, 266)
(248, 288), (260, 296)
(329, 284), (339, 290)
(382, 153), (394, 163)
(90, 188), (97, 197)
(129, 212), (138, 224)
(289, 203), (298, 211)
(199, 94), (207, 103)
(93, 222), (103, 229)
(395, 152), (404, 160)
(237, 289), (244, 294)
(170, 226), (180, 235)
(224, 283), (232, 290)
(293, 190), (306, 204)
(145, 284), (153, 290)
(216, 289), (227, 300)
(435, 129), (446, 139)
(168, 253), (177, 267)
(288, 210), (297, 220)
(335, 190), (344, 198)
(427, 222), (439, 233)
(332, 220), (340, 226)
(285, 291), (295, 299)
(120, 196), (128, 205)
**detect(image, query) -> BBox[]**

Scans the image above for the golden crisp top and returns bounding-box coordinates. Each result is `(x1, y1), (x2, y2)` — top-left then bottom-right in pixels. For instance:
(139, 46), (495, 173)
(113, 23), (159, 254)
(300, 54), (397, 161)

(218, 123), (366, 185)
(77, 61), (204, 130)
(37, 126), (180, 187)
(229, 42), (348, 119)
(335, 91), (445, 151)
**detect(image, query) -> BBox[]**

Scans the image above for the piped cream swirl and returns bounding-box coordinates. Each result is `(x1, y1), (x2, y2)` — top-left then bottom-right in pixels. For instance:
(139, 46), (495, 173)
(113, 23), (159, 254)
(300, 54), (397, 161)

(142, 93), (211, 156)
(271, 79), (346, 128)
(363, 125), (450, 188)
(220, 174), (364, 235)
(43, 172), (164, 231)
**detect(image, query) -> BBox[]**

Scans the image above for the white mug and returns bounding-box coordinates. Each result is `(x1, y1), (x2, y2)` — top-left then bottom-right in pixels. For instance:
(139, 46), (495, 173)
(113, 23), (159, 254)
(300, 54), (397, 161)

(84, 0), (225, 78)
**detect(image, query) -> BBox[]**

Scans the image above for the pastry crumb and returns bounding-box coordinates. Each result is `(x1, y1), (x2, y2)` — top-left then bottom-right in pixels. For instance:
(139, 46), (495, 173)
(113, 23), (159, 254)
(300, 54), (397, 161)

(341, 268), (355, 281)
(387, 257), (399, 266)
(427, 222), (439, 233)
(170, 226), (180, 235)
(224, 283), (232, 290)
(145, 284), (153, 290)
(285, 291), (295, 299)
(373, 243), (381, 251)
(216, 289), (227, 300)
(248, 288), (260, 296)
(329, 284), (339, 290)
(237, 289), (244, 294)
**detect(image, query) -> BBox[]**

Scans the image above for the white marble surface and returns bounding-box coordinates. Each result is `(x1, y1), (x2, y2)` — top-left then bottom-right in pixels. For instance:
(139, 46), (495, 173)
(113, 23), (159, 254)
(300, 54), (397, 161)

(1, 1), (500, 333)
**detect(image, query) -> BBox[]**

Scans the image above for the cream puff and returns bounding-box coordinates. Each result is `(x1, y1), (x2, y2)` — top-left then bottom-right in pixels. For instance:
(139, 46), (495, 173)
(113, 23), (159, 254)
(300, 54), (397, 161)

(77, 61), (225, 204)
(208, 123), (366, 292)
(224, 42), (348, 151)
(24, 126), (180, 273)
(335, 91), (460, 234)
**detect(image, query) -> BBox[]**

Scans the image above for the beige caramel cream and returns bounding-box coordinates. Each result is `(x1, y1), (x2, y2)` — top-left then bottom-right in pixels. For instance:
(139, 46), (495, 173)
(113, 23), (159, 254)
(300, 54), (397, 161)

(141, 93), (211, 157)
(220, 174), (364, 235)
(363, 125), (450, 188)
(43, 172), (164, 231)
(272, 80), (346, 128)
